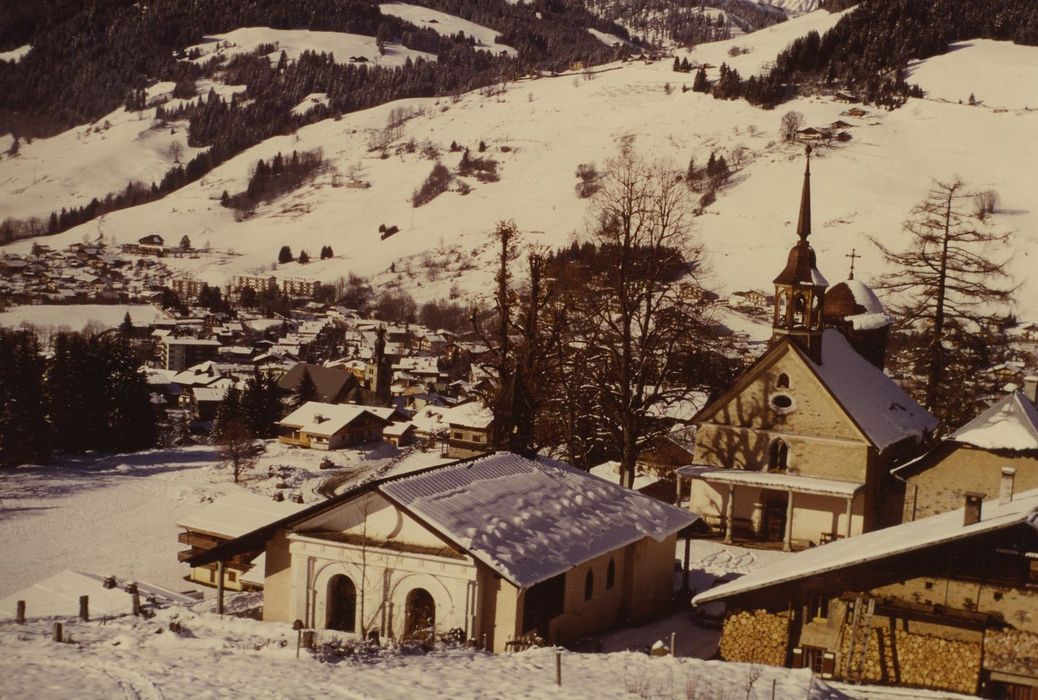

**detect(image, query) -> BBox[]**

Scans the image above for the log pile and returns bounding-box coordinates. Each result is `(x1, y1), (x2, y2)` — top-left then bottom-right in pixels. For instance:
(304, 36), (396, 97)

(840, 626), (980, 694)
(719, 609), (789, 666)
(985, 629), (1038, 677)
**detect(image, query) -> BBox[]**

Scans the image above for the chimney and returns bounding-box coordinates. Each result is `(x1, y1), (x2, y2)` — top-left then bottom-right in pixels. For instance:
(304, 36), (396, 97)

(963, 492), (984, 526)
(1024, 375), (1038, 406)
(999, 467), (1016, 505)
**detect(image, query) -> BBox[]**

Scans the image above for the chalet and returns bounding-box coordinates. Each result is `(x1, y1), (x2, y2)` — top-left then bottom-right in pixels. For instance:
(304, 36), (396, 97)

(277, 362), (359, 404)
(177, 492), (308, 591)
(383, 421), (416, 447)
(445, 401), (494, 458)
(894, 384), (1038, 521)
(187, 452), (699, 651)
(795, 127), (832, 141)
(278, 401), (391, 450)
(679, 150), (936, 551)
(693, 482), (1038, 698)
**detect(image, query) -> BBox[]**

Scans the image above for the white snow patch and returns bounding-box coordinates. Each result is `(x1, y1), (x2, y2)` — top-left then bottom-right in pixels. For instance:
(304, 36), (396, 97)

(949, 393), (1038, 451)
(588, 28), (629, 47)
(379, 3), (518, 57)
(0, 44), (31, 63)
(292, 92), (330, 117)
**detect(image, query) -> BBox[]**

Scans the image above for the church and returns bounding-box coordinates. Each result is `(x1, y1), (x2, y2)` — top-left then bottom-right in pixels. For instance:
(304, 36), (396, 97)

(678, 149), (938, 550)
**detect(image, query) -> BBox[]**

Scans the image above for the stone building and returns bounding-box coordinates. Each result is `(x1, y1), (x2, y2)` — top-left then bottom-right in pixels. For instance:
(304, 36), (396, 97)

(693, 480), (1038, 698)
(678, 150), (937, 550)
(188, 452), (698, 651)
(894, 383), (1038, 521)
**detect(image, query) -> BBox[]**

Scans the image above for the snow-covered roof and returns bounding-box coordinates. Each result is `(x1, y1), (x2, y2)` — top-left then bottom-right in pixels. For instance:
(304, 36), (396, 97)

(948, 392), (1038, 451)
(694, 487), (1038, 606)
(193, 386), (228, 403)
(808, 329), (938, 450)
(0, 570), (196, 621)
(590, 460), (662, 491)
(380, 452), (698, 588)
(446, 401), (493, 429)
(383, 421), (415, 437)
(177, 491), (308, 538)
(677, 465), (863, 497)
(279, 401), (389, 437)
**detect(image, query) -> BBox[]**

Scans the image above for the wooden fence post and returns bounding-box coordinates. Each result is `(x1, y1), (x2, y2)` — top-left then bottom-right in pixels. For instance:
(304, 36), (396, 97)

(555, 649), (562, 687)
(16, 600), (25, 624)
(132, 590), (141, 616)
(52, 622), (63, 643)
(216, 561), (225, 615)
(671, 632), (677, 657)
(79, 595), (89, 622)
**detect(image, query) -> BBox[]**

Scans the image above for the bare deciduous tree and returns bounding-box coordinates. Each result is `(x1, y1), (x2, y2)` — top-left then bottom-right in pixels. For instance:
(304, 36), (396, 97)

(218, 420), (259, 483)
(779, 110), (804, 142)
(873, 177), (1014, 424)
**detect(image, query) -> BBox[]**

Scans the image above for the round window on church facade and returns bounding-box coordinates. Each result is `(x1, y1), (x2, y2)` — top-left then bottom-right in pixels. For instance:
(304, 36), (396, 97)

(770, 393), (796, 414)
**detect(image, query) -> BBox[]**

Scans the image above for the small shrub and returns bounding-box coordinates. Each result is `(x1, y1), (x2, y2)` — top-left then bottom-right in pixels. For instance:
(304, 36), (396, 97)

(575, 163), (600, 198)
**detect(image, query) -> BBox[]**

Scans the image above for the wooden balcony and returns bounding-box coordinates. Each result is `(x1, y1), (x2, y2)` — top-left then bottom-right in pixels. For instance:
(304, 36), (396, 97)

(278, 434), (311, 448)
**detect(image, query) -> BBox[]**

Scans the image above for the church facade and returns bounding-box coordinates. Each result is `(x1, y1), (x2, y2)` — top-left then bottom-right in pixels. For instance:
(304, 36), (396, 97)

(679, 149), (938, 550)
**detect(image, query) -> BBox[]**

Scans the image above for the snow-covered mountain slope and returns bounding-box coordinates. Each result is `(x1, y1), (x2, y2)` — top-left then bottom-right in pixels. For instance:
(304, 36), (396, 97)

(185, 27), (436, 67)
(378, 3), (518, 57)
(3, 10), (1036, 319)
(759, 0), (820, 15)
(908, 39), (1038, 110)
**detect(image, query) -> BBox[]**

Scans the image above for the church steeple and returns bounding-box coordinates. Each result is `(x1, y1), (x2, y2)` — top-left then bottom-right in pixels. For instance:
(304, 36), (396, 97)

(772, 146), (828, 362)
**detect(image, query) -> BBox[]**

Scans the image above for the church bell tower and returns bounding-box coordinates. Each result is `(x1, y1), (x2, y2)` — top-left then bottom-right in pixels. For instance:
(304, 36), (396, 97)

(772, 146), (828, 362)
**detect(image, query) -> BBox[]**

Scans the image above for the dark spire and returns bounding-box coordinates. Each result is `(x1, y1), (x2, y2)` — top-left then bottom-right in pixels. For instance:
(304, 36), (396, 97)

(796, 145), (812, 240)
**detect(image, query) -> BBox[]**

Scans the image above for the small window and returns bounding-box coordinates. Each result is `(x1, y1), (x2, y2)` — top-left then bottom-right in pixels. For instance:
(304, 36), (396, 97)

(584, 570), (594, 601)
(227, 571), (236, 582)
(808, 595), (829, 621)
(606, 559), (616, 590)
(768, 439), (789, 470)
(453, 431), (463, 439)
(924, 581), (934, 590)
(770, 393), (796, 414)
(776, 373), (790, 389)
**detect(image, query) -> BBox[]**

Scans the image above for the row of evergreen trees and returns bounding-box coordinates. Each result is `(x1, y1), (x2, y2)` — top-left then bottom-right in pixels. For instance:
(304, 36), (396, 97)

(0, 329), (156, 467)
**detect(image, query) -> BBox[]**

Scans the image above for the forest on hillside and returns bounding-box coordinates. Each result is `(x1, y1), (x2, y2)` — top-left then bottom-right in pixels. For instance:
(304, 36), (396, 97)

(0, 0), (633, 241)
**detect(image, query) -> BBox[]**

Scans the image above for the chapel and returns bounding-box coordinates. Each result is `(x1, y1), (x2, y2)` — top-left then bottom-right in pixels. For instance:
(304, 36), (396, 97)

(678, 148), (938, 550)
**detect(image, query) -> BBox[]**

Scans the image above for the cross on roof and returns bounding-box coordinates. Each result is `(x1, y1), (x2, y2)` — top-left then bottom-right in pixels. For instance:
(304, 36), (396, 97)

(846, 248), (860, 280)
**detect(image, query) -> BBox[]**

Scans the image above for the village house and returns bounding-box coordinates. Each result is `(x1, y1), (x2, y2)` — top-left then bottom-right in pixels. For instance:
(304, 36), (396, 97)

(187, 452), (699, 651)
(278, 401), (391, 450)
(693, 479), (1038, 698)
(894, 381), (1038, 521)
(445, 401), (495, 458)
(678, 151), (937, 551)
(177, 492), (307, 591)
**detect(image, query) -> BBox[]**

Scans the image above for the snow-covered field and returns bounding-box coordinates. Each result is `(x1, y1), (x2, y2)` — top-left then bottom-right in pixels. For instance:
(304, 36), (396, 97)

(186, 27), (436, 67)
(378, 3), (518, 57)
(0, 303), (170, 333)
(3, 12), (1036, 324)
(908, 39), (1038, 110)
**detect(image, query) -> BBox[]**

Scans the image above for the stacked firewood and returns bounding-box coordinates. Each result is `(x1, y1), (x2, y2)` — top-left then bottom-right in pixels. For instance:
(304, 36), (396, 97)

(985, 629), (1038, 677)
(842, 627), (980, 694)
(719, 609), (789, 666)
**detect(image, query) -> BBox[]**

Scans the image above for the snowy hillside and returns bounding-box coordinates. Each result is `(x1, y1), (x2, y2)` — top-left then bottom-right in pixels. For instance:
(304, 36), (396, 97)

(3, 10), (1037, 319)
(759, 0), (820, 15)
(378, 3), (518, 57)
(185, 27), (436, 67)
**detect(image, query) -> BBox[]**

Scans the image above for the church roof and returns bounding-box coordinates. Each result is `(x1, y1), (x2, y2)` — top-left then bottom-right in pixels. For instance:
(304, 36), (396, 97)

(948, 392), (1038, 451)
(801, 329), (937, 450)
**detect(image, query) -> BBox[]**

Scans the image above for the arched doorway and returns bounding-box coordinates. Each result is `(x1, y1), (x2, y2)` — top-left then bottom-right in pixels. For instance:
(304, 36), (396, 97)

(326, 574), (357, 632)
(404, 588), (436, 640)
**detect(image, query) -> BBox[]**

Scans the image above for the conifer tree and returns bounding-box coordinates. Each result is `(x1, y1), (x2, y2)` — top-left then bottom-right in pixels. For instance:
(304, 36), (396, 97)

(294, 367), (318, 407)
